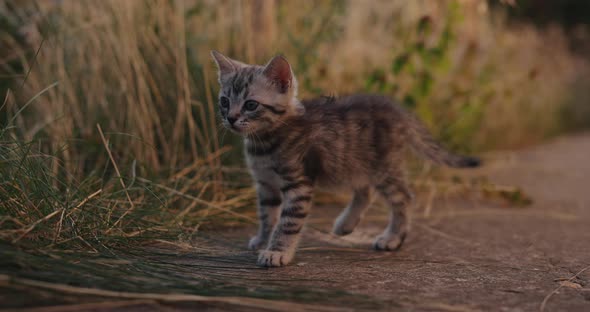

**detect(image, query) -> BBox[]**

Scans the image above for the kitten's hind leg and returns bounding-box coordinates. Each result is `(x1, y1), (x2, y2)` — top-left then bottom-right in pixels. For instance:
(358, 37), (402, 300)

(374, 176), (413, 251)
(333, 187), (374, 236)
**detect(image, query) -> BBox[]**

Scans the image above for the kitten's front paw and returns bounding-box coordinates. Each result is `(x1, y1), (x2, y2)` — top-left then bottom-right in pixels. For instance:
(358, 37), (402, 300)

(373, 232), (407, 251)
(257, 250), (293, 267)
(248, 235), (267, 250)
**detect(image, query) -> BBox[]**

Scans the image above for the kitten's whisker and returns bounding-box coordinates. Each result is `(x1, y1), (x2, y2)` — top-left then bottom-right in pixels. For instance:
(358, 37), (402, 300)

(220, 128), (228, 146)
(251, 132), (262, 154)
(275, 118), (290, 127)
(246, 133), (255, 154)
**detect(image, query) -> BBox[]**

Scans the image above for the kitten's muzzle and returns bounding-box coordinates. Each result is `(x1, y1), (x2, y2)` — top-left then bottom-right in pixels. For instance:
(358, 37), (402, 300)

(227, 117), (237, 125)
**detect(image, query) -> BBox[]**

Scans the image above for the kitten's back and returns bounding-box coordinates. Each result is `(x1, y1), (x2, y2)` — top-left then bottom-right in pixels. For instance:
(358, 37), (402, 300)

(290, 94), (410, 188)
(295, 94), (479, 184)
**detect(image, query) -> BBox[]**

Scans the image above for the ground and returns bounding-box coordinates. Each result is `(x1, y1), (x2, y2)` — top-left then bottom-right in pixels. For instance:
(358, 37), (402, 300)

(2, 134), (590, 311)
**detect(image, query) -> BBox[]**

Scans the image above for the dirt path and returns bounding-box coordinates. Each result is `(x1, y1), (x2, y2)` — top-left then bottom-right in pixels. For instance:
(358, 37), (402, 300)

(212, 134), (590, 311)
(2, 134), (590, 311)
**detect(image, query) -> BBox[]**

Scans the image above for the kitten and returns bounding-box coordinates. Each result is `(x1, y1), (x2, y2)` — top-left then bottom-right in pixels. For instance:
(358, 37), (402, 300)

(211, 51), (480, 267)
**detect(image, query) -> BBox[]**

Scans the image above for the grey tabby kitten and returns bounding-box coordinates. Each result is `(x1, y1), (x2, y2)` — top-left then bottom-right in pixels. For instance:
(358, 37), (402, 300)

(211, 51), (480, 267)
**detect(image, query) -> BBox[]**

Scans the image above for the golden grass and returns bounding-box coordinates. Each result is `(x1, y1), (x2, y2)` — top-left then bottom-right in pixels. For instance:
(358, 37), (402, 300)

(3, 0), (589, 163)
(0, 0), (588, 249)
(1, 1), (586, 171)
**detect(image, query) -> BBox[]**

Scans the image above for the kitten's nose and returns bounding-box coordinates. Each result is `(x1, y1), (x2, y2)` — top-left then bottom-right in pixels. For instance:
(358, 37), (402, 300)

(227, 117), (237, 125)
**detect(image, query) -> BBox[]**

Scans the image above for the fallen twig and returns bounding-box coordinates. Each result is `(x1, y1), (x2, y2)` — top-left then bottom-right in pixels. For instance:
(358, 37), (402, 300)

(0, 274), (347, 312)
(66, 189), (103, 217)
(97, 124), (135, 233)
(4, 299), (160, 312)
(12, 209), (63, 243)
(540, 265), (590, 311)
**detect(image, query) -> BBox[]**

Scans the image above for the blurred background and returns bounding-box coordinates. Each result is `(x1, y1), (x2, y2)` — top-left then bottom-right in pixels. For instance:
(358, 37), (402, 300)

(1, 0), (590, 251)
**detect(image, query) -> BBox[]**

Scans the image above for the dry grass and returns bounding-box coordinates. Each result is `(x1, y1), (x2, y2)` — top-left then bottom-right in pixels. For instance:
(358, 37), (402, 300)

(2, 1), (587, 167)
(0, 0), (588, 251)
(3, 2), (588, 307)
(2, 0), (222, 177)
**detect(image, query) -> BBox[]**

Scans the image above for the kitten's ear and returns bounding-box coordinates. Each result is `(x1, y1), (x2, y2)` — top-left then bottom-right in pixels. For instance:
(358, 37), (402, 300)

(210, 50), (241, 80)
(263, 55), (293, 94)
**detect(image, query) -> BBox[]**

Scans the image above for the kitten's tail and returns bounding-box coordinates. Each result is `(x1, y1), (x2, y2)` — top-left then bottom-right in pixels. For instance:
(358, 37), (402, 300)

(406, 114), (481, 168)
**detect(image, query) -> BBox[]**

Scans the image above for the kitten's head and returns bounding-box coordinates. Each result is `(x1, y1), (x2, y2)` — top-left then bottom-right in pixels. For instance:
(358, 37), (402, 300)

(211, 51), (303, 136)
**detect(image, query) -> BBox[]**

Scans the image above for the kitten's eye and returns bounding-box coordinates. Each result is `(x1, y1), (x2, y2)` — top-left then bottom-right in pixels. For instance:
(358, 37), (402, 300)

(244, 100), (259, 111)
(220, 97), (230, 109)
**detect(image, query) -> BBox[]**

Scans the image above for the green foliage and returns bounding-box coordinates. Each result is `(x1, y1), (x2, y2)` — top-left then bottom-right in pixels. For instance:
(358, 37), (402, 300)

(280, 0), (346, 95)
(363, 2), (487, 152)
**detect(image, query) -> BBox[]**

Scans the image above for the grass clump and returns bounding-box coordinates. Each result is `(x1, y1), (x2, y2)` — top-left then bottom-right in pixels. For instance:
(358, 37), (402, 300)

(0, 120), (254, 252)
(0, 0), (254, 252)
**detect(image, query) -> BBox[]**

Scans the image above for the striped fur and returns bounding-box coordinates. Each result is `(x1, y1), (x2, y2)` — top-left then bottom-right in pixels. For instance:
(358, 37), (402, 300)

(211, 51), (481, 267)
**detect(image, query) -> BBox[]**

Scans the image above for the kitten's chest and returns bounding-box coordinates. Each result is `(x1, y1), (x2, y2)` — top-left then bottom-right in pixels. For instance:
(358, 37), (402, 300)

(244, 139), (281, 180)
(243, 134), (294, 166)
(245, 153), (289, 189)
(244, 134), (322, 181)
(245, 153), (275, 173)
